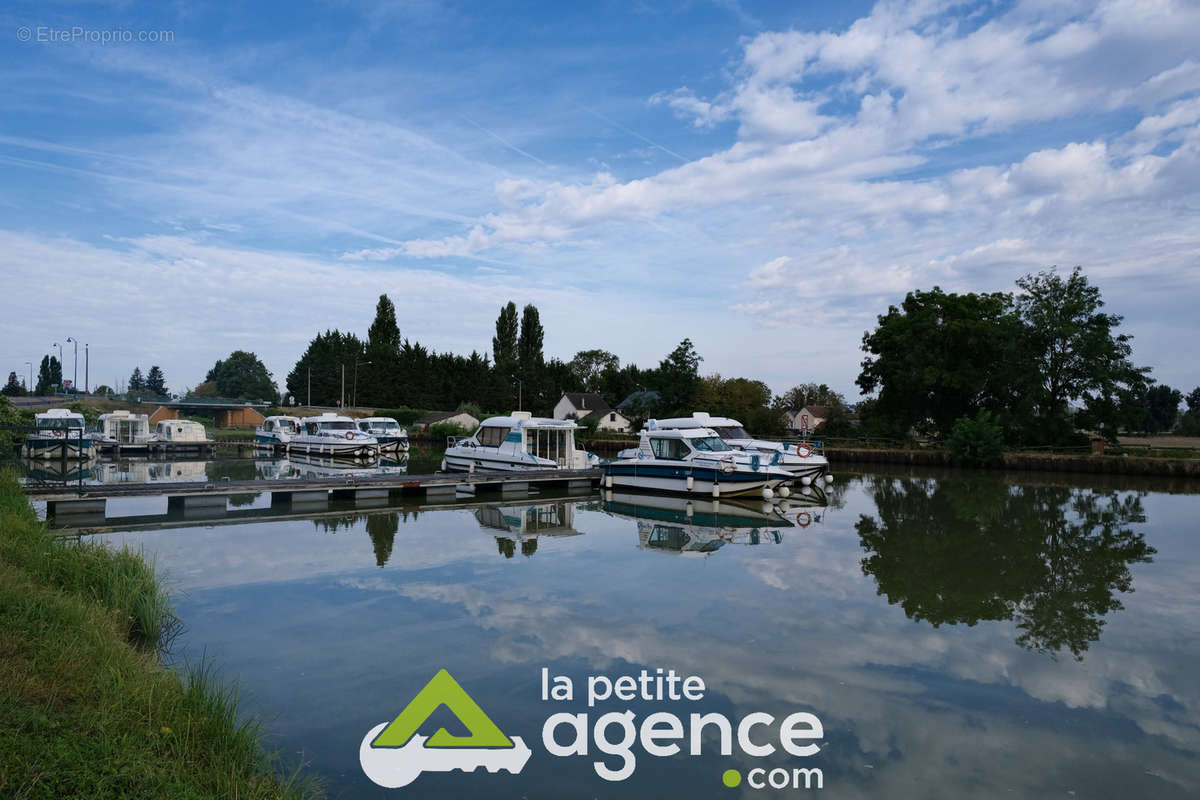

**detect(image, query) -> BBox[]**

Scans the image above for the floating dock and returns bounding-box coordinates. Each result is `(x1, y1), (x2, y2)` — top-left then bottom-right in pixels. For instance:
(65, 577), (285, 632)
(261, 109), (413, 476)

(27, 468), (603, 528)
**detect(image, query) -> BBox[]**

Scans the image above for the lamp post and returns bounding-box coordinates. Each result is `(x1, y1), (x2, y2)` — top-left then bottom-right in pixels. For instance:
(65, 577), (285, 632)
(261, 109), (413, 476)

(340, 364), (345, 409)
(53, 342), (63, 393)
(65, 337), (78, 396)
(84, 343), (89, 394)
(353, 360), (372, 409)
(25, 361), (32, 393)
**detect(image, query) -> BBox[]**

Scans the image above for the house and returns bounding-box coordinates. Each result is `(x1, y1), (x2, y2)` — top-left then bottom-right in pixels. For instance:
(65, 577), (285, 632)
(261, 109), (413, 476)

(553, 392), (631, 433)
(788, 405), (829, 433)
(415, 410), (480, 432)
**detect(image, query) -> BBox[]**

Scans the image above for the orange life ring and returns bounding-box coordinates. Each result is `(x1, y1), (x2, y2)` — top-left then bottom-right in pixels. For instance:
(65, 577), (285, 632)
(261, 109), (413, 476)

(796, 512), (811, 527)
(797, 445), (811, 458)
(721, 457), (736, 473)
(345, 431), (354, 440)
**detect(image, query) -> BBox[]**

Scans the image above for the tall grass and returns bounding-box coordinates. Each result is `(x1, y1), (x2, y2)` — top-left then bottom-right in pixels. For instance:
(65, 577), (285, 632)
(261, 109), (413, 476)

(0, 469), (321, 799)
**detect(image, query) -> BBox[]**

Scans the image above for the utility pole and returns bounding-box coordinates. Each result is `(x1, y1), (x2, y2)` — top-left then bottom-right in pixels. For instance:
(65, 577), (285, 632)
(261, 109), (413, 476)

(84, 343), (89, 393)
(25, 361), (32, 393)
(341, 364), (345, 409)
(307, 367), (311, 407)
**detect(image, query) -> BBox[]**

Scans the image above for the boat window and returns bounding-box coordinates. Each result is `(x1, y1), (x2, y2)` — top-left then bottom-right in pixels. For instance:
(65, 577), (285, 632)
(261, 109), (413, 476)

(357, 421), (368, 432)
(477, 426), (510, 447)
(690, 436), (730, 452)
(318, 421), (355, 431)
(38, 418), (83, 430)
(712, 426), (751, 439)
(650, 437), (690, 460)
(526, 427), (572, 465)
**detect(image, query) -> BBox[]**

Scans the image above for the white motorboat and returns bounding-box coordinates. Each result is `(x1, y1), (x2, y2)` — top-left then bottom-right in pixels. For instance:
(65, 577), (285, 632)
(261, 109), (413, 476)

(356, 417), (410, 454)
(154, 419), (214, 451)
(603, 427), (793, 500)
(641, 412), (831, 484)
(255, 415), (301, 450)
(289, 413), (379, 459)
(441, 412), (598, 472)
(95, 410), (154, 452)
(22, 408), (95, 460)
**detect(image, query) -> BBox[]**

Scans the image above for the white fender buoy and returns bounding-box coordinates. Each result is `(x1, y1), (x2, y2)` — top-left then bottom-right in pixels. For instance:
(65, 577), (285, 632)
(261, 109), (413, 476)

(439, 458), (446, 471)
(685, 502), (694, 518)
(605, 475), (613, 489)
(712, 483), (721, 498)
(761, 486), (774, 500)
(761, 501), (773, 515)
(824, 474), (834, 483)
(801, 475), (813, 486)
(801, 485), (813, 496)
(778, 486), (791, 498)
(686, 475), (694, 491)
(777, 499), (791, 512)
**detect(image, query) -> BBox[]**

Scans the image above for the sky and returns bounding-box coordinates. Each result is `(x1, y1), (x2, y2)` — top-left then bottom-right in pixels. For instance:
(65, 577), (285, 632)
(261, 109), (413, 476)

(1, 0), (1198, 399)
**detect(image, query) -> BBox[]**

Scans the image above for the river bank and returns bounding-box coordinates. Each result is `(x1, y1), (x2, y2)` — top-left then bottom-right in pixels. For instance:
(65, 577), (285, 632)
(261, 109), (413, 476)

(825, 446), (1200, 477)
(0, 470), (319, 799)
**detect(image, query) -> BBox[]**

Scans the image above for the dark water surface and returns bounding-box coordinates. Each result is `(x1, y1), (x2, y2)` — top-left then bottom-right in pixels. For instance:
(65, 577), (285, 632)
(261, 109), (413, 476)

(89, 469), (1200, 798)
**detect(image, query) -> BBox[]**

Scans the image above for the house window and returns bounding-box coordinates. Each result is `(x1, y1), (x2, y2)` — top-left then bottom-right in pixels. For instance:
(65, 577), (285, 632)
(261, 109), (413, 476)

(609, 413), (616, 422)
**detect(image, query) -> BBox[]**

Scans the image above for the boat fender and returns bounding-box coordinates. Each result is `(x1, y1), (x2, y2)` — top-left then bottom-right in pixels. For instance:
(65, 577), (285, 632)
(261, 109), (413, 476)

(761, 486), (774, 500)
(801, 475), (812, 486)
(824, 474), (834, 483)
(686, 475), (694, 491)
(712, 483), (721, 498)
(778, 485), (791, 498)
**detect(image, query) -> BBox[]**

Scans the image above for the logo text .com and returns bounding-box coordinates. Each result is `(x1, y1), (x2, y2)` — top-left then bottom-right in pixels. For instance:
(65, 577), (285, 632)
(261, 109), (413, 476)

(17, 26), (175, 44)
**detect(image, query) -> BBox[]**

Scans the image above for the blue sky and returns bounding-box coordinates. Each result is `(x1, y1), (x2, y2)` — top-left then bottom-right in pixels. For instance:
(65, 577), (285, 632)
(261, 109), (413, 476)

(2, 0), (1198, 398)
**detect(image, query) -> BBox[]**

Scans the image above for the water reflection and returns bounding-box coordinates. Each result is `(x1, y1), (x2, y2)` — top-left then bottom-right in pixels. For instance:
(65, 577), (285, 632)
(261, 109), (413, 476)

(856, 476), (1155, 659)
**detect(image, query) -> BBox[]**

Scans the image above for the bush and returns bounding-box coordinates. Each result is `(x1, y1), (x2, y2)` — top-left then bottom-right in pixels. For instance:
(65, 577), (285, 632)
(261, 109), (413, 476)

(372, 407), (427, 426)
(455, 401), (484, 421)
(946, 410), (1005, 465)
(428, 421), (470, 440)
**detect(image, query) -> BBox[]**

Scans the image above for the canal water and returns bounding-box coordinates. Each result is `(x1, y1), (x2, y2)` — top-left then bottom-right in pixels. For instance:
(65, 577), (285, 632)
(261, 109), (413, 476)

(82, 467), (1199, 798)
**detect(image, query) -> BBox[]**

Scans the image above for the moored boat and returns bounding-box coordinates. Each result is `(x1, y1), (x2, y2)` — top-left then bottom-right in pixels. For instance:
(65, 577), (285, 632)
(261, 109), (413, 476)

(22, 408), (95, 460)
(95, 410), (154, 453)
(441, 412), (598, 472)
(643, 412), (831, 484)
(255, 415), (301, 450)
(602, 427), (792, 499)
(356, 417), (410, 453)
(153, 420), (214, 453)
(289, 413), (379, 459)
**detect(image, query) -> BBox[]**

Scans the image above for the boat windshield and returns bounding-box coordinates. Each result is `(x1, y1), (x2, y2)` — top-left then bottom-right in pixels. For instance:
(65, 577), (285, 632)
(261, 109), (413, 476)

(371, 421), (401, 432)
(690, 436), (731, 452)
(711, 426), (751, 440)
(318, 421), (356, 431)
(279, 420), (298, 431)
(38, 418), (83, 430)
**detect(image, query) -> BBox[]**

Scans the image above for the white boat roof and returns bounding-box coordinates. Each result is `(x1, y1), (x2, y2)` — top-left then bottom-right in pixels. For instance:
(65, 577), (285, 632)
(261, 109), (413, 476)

(359, 416), (400, 424)
(99, 410), (147, 420)
(643, 426), (722, 439)
(264, 415), (301, 423)
(300, 413), (354, 423)
(650, 412), (743, 429)
(36, 408), (85, 421)
(478, 413), (578, 429)
(159, 419), (205, 426)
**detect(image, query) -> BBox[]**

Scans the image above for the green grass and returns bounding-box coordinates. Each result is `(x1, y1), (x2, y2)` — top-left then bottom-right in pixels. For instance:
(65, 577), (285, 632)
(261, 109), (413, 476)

(209, 428), (255, 442)
(0, 470), (321, 799)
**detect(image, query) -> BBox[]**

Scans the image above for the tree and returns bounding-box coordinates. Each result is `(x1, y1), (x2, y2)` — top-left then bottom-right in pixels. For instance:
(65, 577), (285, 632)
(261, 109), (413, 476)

(695, 374), (780, 434)
(35, 355), (61, 396)
(773, 383), (846, 412)
(517, 304), (546, 411)
(654, 339), (703, 413)
(1145, 385), (1182, 433)
(858, 288), (1025, 438)
(206, 351), (278, 402)
(146, 365), (168, 396)
(491, 302), (519, 402)
(1016, 267), (1148, 442)
(364, 294), (402, 407)
(1181, 387), (1200, 436)
(570, 349), (620, 393)
(128, 367), (146, 393)
(2, 371), (25, 396)
(946, 410), (1005, 465)
(286, 331), (363, 406)
(93, 384), (114, 397)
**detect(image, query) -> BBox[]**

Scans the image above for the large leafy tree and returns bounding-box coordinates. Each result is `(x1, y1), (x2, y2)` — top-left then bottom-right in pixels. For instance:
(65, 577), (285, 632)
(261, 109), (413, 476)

(569, 349), (620, 393)
(146, 365), (168, 396)
(696, 374), (780, 433)
(858, 288), (1026, 437)
(206, 350), (278, 402)
(2, 371), (26, 396)
(35, 355), (61, 395)
(1015, 267), (1148, 441)
(654, 339), (703, 413)
(773, 383), (846, 412)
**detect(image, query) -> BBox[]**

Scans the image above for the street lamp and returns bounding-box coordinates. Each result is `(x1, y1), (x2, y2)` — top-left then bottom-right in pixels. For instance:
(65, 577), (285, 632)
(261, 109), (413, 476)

(24, 361), (32, 393)
(353, 360), (372, 409)
(65, 337), (78, 396)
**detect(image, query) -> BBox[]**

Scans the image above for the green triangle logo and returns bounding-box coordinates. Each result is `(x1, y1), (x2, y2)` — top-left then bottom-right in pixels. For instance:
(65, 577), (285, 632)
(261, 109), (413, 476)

(370, 669), (514, 749)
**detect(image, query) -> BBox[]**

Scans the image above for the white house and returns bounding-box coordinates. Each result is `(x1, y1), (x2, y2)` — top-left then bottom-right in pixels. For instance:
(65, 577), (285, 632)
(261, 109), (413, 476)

(553, 392), (631, 432)
(787, 405), (829, 433)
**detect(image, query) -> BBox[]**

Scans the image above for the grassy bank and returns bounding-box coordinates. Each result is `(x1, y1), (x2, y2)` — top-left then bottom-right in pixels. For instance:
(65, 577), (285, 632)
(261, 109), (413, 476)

(0, 471), (319, 799)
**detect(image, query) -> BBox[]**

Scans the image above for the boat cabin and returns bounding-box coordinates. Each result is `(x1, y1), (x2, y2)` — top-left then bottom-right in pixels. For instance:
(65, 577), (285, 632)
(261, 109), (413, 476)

(154, 419), (211, 442)
(35, 408), (86, 432)
(301, 413), (358, 435)
(97, 410), (153, 443)
(357, 417), (406, 436)
(261, 416), (301, 434)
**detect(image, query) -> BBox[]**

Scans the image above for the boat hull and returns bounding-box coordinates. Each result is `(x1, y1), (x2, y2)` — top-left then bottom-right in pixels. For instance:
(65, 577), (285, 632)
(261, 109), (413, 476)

(602, 462), (787, 497)
(443, 451), (554, 472)
(375, 436), (410, 453)
(22, 437), (95, 460)
(288, 440), (379, 459)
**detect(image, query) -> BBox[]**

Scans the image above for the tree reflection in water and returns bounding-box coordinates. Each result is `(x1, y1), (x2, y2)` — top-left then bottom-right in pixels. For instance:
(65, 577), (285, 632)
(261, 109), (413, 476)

(856, 476), (1154, 659)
